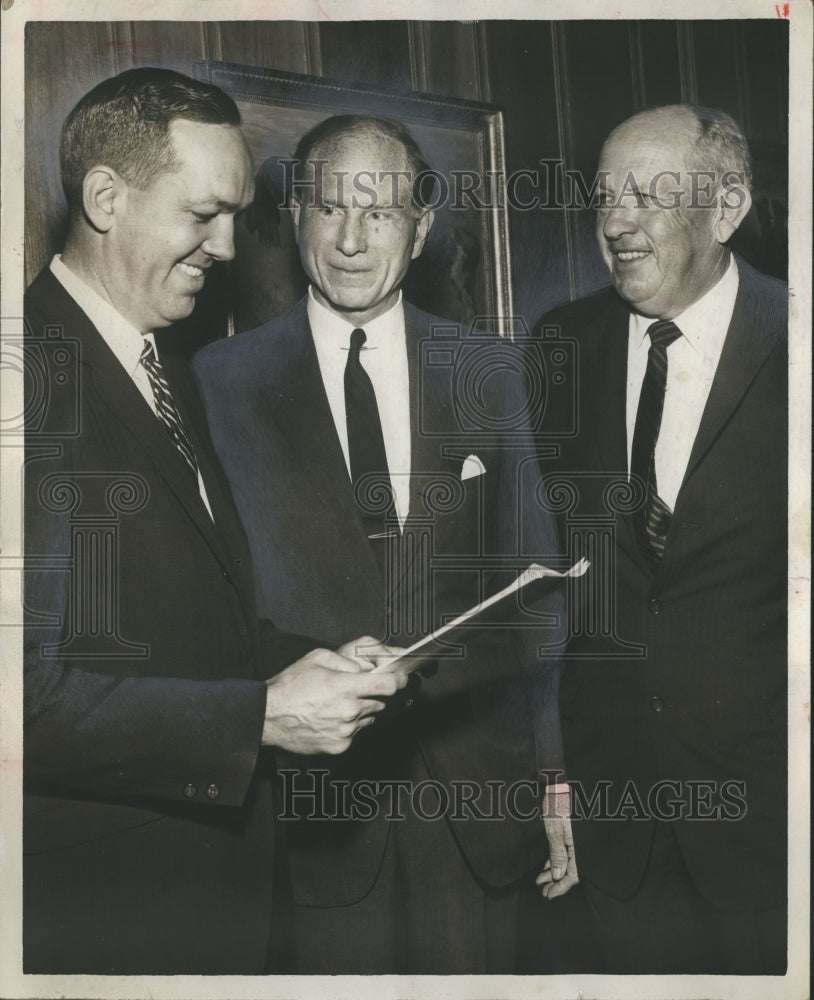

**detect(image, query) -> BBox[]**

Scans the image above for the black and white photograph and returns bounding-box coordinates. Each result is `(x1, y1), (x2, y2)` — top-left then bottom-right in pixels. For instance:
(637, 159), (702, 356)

(1, 1), (810, 998)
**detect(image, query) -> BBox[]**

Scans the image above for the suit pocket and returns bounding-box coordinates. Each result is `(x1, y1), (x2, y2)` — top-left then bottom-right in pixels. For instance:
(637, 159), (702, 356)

(24, 793), (165, 855)
(419, 472), (485, 545)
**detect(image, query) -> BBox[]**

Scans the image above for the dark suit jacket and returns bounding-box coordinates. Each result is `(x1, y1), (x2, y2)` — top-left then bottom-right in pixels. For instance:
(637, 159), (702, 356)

(536, 258), (787, 911)
(22, 267), (313, 974)
(194, 298), (566, 907)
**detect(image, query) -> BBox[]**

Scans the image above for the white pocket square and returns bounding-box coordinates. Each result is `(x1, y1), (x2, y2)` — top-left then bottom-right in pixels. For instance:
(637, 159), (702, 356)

(461, 454), (486, 480)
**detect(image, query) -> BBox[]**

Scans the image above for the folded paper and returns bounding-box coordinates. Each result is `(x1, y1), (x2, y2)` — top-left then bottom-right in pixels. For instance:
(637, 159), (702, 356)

(375, 558), (590, 674)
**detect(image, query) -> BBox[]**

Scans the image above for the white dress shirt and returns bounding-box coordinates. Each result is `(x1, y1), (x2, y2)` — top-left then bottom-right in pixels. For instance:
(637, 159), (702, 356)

(50, 255), (214, 520)
(307, 287), (411, 528)
(626, 255), (739, 511)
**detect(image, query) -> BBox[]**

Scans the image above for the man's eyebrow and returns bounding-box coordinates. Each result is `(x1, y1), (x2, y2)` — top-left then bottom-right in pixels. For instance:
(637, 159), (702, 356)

(186, 198), (244, 212)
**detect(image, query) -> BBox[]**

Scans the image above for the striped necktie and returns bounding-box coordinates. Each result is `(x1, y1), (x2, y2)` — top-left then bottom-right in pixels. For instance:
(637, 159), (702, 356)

(139, 339), (199, 480)
(630, 320), (683, 566)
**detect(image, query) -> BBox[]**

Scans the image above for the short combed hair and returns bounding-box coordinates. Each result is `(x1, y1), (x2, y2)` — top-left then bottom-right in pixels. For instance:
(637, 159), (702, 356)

(687, 104), (752, 191)
(59, 67), (241, 208)
(289, 114), (435, 211)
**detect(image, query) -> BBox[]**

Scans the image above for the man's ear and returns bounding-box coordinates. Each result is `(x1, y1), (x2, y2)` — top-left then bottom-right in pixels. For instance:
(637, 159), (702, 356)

(411, 209), (435, 260)
(289, 197), (302, 244)
(81, 166), (122, 234)
(714, 181), (752, 244)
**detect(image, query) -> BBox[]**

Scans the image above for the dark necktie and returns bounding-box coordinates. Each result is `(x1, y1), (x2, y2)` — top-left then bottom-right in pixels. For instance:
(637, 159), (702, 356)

(344, 327), (396, 537)
(139, 339), (199, 480)
(630, 320), (683, 565)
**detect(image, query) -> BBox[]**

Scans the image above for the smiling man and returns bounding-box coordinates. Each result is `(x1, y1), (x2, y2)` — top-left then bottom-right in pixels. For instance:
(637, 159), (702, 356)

(23, 70), (408, 974)
(57, 111), (255, 331)
(533, 105), (787, 973)
(290, 127), (433, 324)
(194, 114), (566, 974)
(594, 109), (746, 319)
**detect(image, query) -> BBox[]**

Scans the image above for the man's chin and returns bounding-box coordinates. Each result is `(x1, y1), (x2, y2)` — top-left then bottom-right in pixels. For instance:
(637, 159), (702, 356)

(611, 273), (661, 312)
(317, 291), (394, 324)
(326, 290), (378, 312)
(168, 294), (200, 321)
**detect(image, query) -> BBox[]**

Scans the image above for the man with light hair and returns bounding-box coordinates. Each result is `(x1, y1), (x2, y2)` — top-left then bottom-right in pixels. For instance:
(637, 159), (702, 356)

(535, 104), (787, 974)
(195, 113), (567, 974)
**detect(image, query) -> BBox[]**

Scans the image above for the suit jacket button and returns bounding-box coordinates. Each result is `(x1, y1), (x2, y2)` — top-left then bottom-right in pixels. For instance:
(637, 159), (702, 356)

(647, 598), (663, 615)
(650, 696), (665, 713)
(183, 783), (198, 799)
(404, 697), (415, 710)
(205, 784), (220, 800)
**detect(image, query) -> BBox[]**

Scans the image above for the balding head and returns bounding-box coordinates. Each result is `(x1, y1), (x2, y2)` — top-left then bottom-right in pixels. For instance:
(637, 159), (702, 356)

(603, 104), (751, 192)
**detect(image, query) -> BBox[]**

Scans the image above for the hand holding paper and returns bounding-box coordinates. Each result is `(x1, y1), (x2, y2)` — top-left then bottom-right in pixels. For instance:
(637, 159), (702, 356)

(262, 642), (409, 754)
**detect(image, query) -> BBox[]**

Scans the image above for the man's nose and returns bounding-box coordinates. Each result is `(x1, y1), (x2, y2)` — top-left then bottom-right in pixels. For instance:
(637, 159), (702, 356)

(600, 204), (639, 241)
(201, 216), (236, 262)
(336, 212), (367, 255)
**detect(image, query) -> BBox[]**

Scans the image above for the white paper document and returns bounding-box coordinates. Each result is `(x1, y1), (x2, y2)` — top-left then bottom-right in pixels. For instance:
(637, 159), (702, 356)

(376, 558), (590, 673)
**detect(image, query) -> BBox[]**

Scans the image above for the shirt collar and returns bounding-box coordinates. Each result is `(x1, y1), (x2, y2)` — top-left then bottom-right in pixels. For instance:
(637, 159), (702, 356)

(630, 254), (739, 356)
(306, 286), (405, 353)
(50, 254), (154, 377)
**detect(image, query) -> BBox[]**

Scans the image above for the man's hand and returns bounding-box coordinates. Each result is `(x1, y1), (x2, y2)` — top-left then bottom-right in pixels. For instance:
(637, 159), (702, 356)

(335, 637), (401, 671)
(536, 789), (579, 899)
(262, 642), (408, 755)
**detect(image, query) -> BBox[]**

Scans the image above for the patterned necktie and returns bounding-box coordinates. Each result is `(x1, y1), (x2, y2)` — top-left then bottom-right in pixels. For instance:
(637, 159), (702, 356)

(344, 328), (396, 537)
(139, 339), (199, 480)
(630, 319), (683, 565)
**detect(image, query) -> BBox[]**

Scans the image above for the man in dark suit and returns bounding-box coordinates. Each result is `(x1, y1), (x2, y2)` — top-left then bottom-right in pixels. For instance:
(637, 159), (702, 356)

(23, 69), (406, 975)
(194, 114), (567, 973)
(533, 104), (787, 973)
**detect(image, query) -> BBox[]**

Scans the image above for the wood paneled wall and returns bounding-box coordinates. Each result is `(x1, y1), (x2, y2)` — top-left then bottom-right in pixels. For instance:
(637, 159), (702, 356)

(25, 19), (788, 334)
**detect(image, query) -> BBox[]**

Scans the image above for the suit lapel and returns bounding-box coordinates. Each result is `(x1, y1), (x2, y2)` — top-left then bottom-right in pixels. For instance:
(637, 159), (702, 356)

(587, 295), (645, 564)
(39, 272), (232, 567)
(680, 262), (784, 490)
(396, 307), (492, 629)
(641, 261), (784, 587)
(395, 309), (456, 613)
(89, 341), (228, 552)
(404, 305), (462, 516)
(160, 352), (244, 568)
(260, 304), (384, 586)
(590, 294), (630, 481)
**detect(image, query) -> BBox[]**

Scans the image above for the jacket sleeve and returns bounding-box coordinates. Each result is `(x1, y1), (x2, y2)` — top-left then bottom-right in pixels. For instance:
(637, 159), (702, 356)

(23, 502), (268, 810)
(256, 617), (330, 677)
